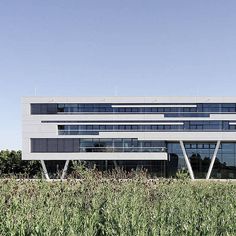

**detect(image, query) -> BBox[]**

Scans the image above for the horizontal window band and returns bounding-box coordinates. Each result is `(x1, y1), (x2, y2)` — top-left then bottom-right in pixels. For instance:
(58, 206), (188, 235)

(55, 121), (235, 125)
(59, 130), (236, 135)
(31, 111), (236, 115)
(57, 121), (236, 133)
(56, 122), (184, 125)
(56, 112), (236, 114)
(42, 120), (184, 124)
(42, 120), (236, 124)
(59, 129), (234, 132)
(31, 103), (236, 116)
(31, 138), (167, 153)
(112, 104), (197, 108)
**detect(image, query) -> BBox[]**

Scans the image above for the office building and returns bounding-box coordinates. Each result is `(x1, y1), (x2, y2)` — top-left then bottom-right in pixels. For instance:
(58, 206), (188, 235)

(22, 96), (236, 179)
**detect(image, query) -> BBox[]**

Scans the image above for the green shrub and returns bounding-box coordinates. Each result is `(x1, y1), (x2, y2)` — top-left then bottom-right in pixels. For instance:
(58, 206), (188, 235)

(0, 150), (41, 178)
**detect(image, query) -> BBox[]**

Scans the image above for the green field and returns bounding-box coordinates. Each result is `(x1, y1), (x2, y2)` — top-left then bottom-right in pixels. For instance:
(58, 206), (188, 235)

(1, 169), (236, 236)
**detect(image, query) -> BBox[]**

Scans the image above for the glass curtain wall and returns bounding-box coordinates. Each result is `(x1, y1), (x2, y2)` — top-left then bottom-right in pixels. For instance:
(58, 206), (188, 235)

(211, 143), (236, 179)
(167, 142), (236, 179)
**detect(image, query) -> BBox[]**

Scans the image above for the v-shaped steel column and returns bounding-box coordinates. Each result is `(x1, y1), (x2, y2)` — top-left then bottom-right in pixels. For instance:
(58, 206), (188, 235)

(206, 141), (221, 179)
(179, 141), (195, 180)
(41, 160), (50, 180)
(41, 160), (71, 180)
(61, 160), (70, 179)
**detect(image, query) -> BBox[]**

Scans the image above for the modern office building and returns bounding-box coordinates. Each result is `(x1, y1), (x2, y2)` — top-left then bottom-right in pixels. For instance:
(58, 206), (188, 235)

(22, 96), (236, 179)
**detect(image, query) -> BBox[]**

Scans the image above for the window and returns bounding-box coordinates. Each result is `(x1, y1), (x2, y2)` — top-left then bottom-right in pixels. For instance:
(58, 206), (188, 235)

(31, 104), (41, 114)
(47, 139), (58, 152)
(31, 138), (47, 152)
(198, 144), (203, 149)
(126, 125), (131, 130)
(31, 104), (57, 114)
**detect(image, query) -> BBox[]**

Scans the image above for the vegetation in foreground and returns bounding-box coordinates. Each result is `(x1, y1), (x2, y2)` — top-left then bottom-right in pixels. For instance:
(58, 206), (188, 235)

(1, 167), (236, 236)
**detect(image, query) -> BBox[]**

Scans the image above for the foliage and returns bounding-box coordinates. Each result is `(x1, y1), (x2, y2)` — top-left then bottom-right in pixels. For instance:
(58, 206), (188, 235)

(176, 169), (190, 181)
(0, 150), (41, 178)
(1, 168), (236, 235)
(1, 150), (236, 235)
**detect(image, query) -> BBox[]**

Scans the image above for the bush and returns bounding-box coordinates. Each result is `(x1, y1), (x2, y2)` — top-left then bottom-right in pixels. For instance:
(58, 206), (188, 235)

(0, 150), (41, 178)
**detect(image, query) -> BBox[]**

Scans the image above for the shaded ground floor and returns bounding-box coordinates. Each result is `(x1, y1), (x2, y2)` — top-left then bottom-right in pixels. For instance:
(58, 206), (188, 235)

(42, 142), (236, 179)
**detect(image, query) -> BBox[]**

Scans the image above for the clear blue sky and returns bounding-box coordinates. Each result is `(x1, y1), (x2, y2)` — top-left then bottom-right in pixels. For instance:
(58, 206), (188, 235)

(0, 0), (236, 150)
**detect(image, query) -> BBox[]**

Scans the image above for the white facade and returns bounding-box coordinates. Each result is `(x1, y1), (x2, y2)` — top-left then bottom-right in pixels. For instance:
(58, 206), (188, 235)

(22, 96), (236, 179)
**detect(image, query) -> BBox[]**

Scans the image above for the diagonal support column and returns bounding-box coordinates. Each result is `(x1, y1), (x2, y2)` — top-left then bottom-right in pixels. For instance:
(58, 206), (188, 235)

(41, 160), (50, 180)
(206, 141), (221, 180)
(113, 160), (118, 168)
(61, 160), (70, 179)
(179, 141), (195, 180)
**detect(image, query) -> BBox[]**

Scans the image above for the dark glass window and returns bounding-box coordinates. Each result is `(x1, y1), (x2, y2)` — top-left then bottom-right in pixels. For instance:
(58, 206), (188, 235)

(47, 104), (57, 114)
(31, 104), (41, 114)
(31, 138), (47, 152)
(31, 102), (236, 114)
(198, 144), (203, 149)
(57, 139), (65, 152)
(57, 120), (236, 135)
(64, 139), (74, 152)
(47, 139), (58, 152)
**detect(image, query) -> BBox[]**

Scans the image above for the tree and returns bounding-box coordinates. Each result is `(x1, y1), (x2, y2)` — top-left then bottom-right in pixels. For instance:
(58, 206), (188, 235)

(0, 150), (41, 177)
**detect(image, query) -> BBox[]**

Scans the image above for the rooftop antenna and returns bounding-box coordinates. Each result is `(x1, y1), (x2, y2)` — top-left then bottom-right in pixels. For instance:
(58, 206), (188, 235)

(34, 87), (37, 96)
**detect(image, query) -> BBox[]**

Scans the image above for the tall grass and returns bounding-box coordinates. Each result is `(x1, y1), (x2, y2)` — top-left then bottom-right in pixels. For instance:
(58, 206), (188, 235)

(1, 168), (236, 235)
